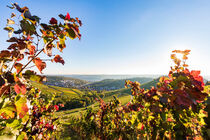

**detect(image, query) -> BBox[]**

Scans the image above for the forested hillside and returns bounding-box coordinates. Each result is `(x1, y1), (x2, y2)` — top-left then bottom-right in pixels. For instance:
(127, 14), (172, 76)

(83, 77), (153, 90)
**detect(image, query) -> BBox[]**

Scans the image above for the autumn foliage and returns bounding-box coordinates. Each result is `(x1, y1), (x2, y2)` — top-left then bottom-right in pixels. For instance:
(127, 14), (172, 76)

(0, 2), (209, 140)
(67, 50), (209, 139)
(0, 3), (81, 139)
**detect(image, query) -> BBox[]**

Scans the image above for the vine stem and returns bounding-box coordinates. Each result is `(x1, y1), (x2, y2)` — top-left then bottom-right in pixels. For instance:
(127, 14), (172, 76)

(16, 28), (65, 76)
(17, 48), (44, 76)
(17, 40), (53, 76)
(9, 57), (18, 72)
(0, 84), (11, 98)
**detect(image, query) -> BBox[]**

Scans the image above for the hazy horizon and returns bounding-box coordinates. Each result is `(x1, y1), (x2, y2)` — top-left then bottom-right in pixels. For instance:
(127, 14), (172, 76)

(45, 74), (210, 81)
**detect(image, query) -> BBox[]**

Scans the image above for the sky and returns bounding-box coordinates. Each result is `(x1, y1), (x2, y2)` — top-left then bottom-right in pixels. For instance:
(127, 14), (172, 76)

(0, 0), (210, 76)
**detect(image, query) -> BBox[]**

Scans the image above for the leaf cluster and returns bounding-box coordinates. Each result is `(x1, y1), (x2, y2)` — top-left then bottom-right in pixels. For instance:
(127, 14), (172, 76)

(0, 3), (81, 139)
(67, 50), (209, 140)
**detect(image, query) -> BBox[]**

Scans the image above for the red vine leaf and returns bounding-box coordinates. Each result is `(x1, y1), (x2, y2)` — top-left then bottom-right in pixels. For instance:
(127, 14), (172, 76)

(17, 54), (24, 61)
(76, 17), (82, 26)
(7, 37), (19, 42)
(0, 85), (10, 96)
(44, 44), (53, 57)
(49, 17), (57, 25)
(57, 41), (66, 52)
(65, 12), (70, 20)
(14, 63), (23, 73)
(0, 50), (11, 58)
(52, 55), (65, 65)
(54, 105), (59, 111)
(28, 45), (36, 55)
(14, 83), (26, 95)
(33, 57), (46, 73)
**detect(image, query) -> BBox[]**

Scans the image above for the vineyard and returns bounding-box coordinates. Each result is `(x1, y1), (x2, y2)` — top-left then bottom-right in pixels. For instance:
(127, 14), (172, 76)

(0, 2), (209, 140)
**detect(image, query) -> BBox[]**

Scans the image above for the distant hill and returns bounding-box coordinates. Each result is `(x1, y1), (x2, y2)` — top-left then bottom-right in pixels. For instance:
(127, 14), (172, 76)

(34, 81), (210, 124)
(59, 74), (161, 82)
(45, 76), (89, 88)
(32, 82), (96, 110)
(32, 82), (131, 111)
(141, 77), (160, 89)
(82, 77), (153, 91)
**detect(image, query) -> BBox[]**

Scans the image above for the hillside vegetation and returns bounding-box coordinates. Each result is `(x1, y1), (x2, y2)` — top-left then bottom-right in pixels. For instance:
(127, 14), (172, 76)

(32, 82), (100, 110)
(32, 77), (159, 111)
(45, 76), (89, 88)
(83, 77), (153, 91)
(32, 81), (132, 116)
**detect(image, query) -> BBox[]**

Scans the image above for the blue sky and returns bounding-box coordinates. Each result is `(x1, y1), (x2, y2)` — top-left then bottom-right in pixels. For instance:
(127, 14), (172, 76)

(0, 0), (210, 76)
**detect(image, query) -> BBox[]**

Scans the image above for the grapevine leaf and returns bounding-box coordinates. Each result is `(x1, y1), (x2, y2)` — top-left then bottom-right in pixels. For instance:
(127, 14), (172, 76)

(14, 63), (23, 73)
(58, 14), (65, 19)
(33, 15), (41, 23)
(4, 26), (14, 32)
(71, 26), (81, 40)
(44, 44), (53, 57)
(6, 37), (19, 42)
(0, 50), (11, 58)
(0, 76), (5, 86)
(23, 10), (36, 21)
(25, 70), (46, 83)
(7, 19), (15, 25)
(4, 26), (14, 38)
(0, 104), (16, 119)
(6, 119), (21, 129)
(33, 57), (46, 73)
(7, 5), (15, 9)
(27, 45), (36, 55)
(14, 29), (22, 34)
(17, 132), (27, 140)
(76, 17), (82, 26)
(52, 55), (65, 65)
(66, 28), (76, 39)
(40, 23), (50, 30)
(13, 3), (24, 13)
(4, 72), (15, 84)
(20, 19), (36, 35)
(49, 17), (57, 25)
(14, 83), (26, 95)
(15, 96), (28, 119)
(57, 35), (66, 52)
(11, 12), (16, 18)
(65, 12), (70, 20)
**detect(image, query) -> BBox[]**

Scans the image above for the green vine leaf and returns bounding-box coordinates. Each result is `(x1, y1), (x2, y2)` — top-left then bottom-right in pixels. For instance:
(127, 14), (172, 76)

(15, 96), (28, 119)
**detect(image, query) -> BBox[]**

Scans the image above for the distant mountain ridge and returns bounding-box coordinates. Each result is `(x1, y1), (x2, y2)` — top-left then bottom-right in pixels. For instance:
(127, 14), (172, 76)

(47, 74), (210, 82)
(48, 74), (161, 82)
(44, 75), (209, 91)
(82, 77), (153, 91)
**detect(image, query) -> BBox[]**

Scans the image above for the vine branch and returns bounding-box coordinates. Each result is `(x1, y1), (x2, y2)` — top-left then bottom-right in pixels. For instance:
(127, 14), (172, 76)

(17, 40), (54, 76)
